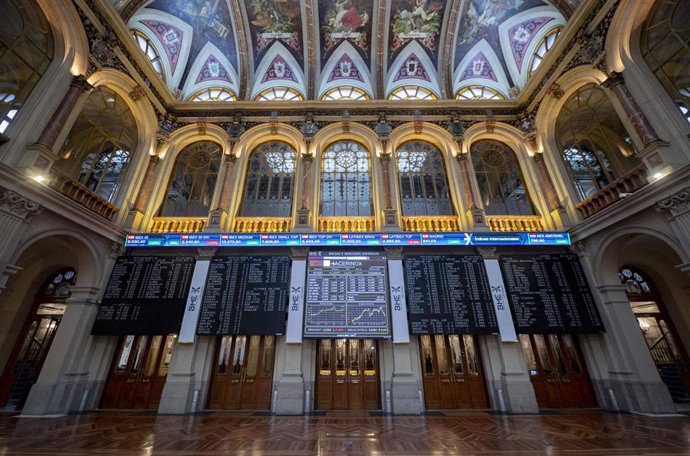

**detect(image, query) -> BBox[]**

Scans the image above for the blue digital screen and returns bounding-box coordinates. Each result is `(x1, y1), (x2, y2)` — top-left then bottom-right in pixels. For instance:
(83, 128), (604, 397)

(125, 231), (571, 248)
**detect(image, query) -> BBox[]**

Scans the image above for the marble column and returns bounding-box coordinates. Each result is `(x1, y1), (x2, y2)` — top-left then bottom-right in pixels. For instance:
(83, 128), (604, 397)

(0, 187), (40, 294)
(456, 154), (487, 230)
(655, 186), (690, 273)
(532, 154), (571, 229)
(294, 152), (312, 230)
(379, 152), (397, 229)
(124, 155), (160, 230)
(207, 153), (237, 230)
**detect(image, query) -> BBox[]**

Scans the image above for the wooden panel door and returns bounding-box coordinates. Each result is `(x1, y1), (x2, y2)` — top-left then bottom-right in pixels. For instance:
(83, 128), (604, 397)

(208, 335), (276, 410)
(316, 339), (379, 410)
(521, 334), (596, 408)
(419, 335), (488, 409)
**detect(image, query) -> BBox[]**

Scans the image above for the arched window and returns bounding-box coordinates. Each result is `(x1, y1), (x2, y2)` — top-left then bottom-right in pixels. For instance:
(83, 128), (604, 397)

(321, 86), (370, 101)
(555, 83), (639, 201)
(528, 27), (560, 77)
(0, 0), (53, 135)
(159, 141), (222, 216)
(641, 0), (690, 123)
(188, 87), (237, 102)
(132, 30), (164, 80)
(396, 141), (454, 216)
(455, 85), (506, 101)
(255, 87), (303, 101)
(388, 86), (438, 100)
(470, 139), (535, 216)
(320, 141), (372, 216)
(55, 87), (137, 203)
(239, 141), (295, 217)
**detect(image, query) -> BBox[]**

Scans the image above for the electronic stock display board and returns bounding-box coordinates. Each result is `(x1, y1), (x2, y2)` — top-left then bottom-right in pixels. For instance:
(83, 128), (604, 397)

(92, 256), (195, 335)
(125, 231), (570, 248)
(499, 254), (604, 334)
(404, 255), (499, 335)
(304, 251), (390, 338)
(196, 256), (290, 335)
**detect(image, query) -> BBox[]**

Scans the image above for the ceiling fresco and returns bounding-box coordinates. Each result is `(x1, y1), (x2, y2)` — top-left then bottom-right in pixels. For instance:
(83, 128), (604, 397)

(118, 0), (580, 100)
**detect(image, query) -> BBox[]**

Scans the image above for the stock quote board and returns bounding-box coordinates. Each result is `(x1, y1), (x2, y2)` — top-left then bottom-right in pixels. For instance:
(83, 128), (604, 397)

(92, 256), (195, 335)
(499, 254), (604, 334)
(304, 251), (390, 338)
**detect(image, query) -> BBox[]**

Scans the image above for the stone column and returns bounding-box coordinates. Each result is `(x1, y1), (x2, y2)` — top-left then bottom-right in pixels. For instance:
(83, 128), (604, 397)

(456, 154), (488, 230)
(124, 155), (160, 230)
(0, 187), (41, 294)
(294, 152), (312, 230)
(207, 153), (237, 231)
(379, 152), (397, 229)
(477, 247), (539, 413)
(532, 154), (571, 229)
(22, 286), (102, 415)
(655, 186), (690, 274)
(22, 75), (93, 173)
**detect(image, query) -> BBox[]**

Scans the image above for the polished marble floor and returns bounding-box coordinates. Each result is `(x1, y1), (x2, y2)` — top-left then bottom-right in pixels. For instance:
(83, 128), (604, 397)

(1, 410), (690, 455)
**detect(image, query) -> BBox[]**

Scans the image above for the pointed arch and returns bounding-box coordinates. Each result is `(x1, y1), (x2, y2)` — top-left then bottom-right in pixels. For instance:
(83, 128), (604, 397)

(182, 42), (240, 100)
(386, 41), (441, 98)
(453, 39), (511, 98)
(251, 42), (306, 99)
(318, 41), (374, 99)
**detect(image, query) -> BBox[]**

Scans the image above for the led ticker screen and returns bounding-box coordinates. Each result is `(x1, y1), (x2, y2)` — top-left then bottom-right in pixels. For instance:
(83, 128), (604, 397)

(304, 251), (390, 338)
(125, 231), (571, 248)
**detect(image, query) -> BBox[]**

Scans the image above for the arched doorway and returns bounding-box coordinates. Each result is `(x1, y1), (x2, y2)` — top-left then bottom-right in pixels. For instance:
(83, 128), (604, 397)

(0, 268), (76, 410)
(620, 266), (690, 403)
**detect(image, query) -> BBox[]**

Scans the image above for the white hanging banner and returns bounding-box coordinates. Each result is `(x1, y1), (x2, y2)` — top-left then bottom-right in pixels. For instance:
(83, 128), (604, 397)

(483, 259), (518, 342)
(286, 259), (307, 343)
(178, 260), (211, 344)
(388, 259), (410, 343)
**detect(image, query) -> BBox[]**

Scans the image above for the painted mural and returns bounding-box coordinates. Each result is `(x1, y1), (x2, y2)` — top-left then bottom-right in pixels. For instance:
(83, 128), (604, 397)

(388, 0), (446, 67)
(318, 0), (373, 66)
(145, 0), (238, 88)
(246, 0), (304, 69)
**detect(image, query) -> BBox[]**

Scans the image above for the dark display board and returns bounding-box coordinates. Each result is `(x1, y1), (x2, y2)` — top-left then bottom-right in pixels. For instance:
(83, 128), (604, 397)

(499, 254), (604, 334)
(304, 251), (390, 338)
(197, 256), (290, 335)
(92, 256), (195, 335)
(404, 255), (499, 335)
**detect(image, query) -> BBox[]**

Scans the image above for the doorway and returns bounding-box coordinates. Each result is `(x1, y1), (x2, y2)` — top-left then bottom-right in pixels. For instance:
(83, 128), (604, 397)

(419, 335), (488, 409)
(520, 334), (596, 408)
(208, 335), (275, 410)
(0, 268), (75, 410)
(100, 334), (176, 409)
(316, 339), (379, 410)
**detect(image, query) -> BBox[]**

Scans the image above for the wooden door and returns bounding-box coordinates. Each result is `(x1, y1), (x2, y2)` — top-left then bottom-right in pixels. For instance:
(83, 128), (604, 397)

(520, 334), (596, 408)
(100, 335), (174, 409)
(420, 335), (488, 409)
(316, 339), (379, 410)
(208, 335), (275, 410)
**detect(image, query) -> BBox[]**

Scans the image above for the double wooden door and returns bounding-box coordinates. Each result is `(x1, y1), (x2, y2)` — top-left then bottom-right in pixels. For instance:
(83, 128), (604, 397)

(420, 335), (488, 409)
(520, 334), (596, 408)
(316, 339), (379, 410)
(208, 335), (275, 410)
(100, 335), (175, 409)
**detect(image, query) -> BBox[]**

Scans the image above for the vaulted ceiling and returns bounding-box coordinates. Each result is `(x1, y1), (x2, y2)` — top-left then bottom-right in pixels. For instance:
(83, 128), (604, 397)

(111, 0), (582, 102)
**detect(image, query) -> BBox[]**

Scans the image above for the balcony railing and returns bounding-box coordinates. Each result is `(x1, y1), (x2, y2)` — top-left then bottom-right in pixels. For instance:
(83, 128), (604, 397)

(233, 217), (291, 233)
(150, 217), (206, 233)
(486, 215), (544, 232)
(575, 165), (648, 219)
(318, 216), (375, 232)
(401, 215), (461, 232)
(48, 170), (118, 221)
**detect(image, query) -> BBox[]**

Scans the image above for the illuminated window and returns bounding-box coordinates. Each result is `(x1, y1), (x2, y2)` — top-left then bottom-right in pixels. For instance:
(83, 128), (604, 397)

(397, 141), (454, 216)
(240, 141), (295, 217)
(132, 30), (164, 79)
(159, 141), (222, 217)
(189, 87), (237, 102)
(470, 140), (535, 216)
(320, 141), (372, 216)
(529, 27), (560, 77)
(321, 86), (370, 101)
(0, 0), (53, 135)
(388, 86), (438, 101)
(556, 84), (639, 201)
(255, 87), (303, 101)
(455, 85), (505, 100)
(641, 0), (690, 123)
(55, 87), (137, 203)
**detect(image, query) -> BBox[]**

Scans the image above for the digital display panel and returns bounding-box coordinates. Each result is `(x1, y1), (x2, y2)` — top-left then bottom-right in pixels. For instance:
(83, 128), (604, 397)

(125, 231), (571, 248)
(499, 254), (605, 334)
(404, 255), (499, 335)
(303, 251), (390, 338)
(196, 256), (290, 335)
(91, 256), (195, 335)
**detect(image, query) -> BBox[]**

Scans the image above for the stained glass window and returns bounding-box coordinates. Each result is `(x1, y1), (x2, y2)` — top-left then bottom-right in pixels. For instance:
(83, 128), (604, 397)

(239, 141), (295, 217)
(397, 141), (454, 216)
(320, 141), (372, 216)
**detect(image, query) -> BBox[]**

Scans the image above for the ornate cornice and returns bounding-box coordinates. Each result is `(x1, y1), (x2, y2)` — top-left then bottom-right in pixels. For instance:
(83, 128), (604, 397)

(0, 187), (41, 221)
(655, 187), (690, 218)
